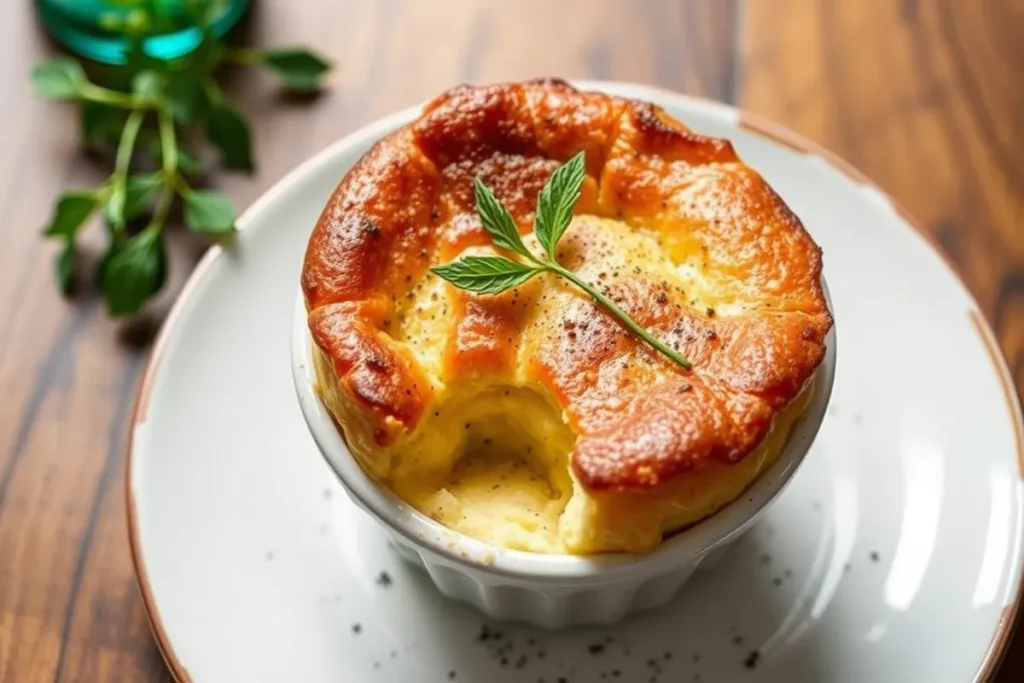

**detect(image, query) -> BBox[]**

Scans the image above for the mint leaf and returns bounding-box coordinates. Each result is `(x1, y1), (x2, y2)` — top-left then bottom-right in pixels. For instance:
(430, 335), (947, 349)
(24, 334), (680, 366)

(32, 58), (86, 100)
(167, 71), (203, 124)
(100, 230), (167, 316)
(183, 190), (237, 234)
(261, 49), (331, 90)
(473, 177), (531, 257)
(131, 70), (166, 104)
(431, 256), (540, 295)
(175, 145), (203, 175)
(434, 150), (691, 370)
(123, 173), (163, 219)
(105, 183), (127, 226)
(206, 97), (254, 172)
(147, 138), (203, 175)
(56, 241), (76, 294)
(535, 151), (586, 259)
(43, 192), (99, 238)
(95, 241), (117, 286)
(81, 101), (122, 144)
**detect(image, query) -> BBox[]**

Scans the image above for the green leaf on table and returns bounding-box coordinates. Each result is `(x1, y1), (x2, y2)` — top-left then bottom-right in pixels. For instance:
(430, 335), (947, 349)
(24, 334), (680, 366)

(146, 137), (203, 176)
(167, 71), (203, 124)
(261, 49), (331, 90)
(175, 145), (203, 175)
(473, 177), (530, 257)
(43, 192), (99, 238)
(105, 183), (126, 227)
(206, 97), (254, 172)
(107, 173), (164, 226)
(31, 58), (87, 100)
(183, 190), (237, 235)
(534, 151), (586, 259)
(131, 70), (166, 104)
(95, 240), (116, 286)
(430, 256), (540, 295)
(81, 101), (122, 144)
(122, 173), (163, 219)
(99, 230), (167, 316)
(56, 241), (76, 294)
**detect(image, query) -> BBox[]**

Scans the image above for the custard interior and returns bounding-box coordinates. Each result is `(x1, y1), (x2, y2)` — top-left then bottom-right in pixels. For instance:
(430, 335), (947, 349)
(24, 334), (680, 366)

(312, 214), (816, 554)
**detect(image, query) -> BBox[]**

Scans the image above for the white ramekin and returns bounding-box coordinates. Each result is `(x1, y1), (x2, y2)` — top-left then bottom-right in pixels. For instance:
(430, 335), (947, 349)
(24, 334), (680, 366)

(291, 287), (836, 629)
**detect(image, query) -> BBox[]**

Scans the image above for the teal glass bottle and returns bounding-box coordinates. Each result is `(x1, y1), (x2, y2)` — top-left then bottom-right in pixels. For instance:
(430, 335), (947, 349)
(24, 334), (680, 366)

(35, 0), (250, 65)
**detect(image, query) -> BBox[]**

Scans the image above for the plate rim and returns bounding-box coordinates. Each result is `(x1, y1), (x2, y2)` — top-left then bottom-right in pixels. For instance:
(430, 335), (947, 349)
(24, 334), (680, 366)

(124, 80), (1024, 683)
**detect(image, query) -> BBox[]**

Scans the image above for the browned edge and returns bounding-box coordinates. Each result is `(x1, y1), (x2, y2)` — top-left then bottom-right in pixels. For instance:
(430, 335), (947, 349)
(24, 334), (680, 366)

(126, 92), (1024, 683)
(125, 248), (229, 683)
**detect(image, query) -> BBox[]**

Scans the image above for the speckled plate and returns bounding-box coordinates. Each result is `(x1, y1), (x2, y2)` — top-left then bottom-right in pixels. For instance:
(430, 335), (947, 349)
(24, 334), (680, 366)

(127, 82), (1024, 683)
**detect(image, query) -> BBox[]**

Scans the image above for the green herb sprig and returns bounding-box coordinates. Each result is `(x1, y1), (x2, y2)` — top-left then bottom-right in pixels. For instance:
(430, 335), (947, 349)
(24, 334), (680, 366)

(430, 152), (692, 370)
(32, 1), (331, 316)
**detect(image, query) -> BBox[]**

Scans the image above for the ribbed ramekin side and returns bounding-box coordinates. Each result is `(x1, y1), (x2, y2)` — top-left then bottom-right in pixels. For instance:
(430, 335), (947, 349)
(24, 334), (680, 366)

(385, 530), (711, 628)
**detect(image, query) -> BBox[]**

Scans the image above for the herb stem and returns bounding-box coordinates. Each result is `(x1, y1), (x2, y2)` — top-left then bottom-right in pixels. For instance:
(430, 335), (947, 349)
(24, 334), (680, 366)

(221, 47), (264, 66)
(548, 263), (692, 370)
(115, 110), (145, 180)
(79, 82), (153, 110)
(143, 111), (179, 237)
(202, 78), (222, 105)
(145, 183), (175, 237)
(107, 108), (146, 234)
(157, 110), (178, 178)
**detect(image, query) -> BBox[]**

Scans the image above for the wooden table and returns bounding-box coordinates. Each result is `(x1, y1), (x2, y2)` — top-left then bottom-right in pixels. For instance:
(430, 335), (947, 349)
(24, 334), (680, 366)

(1, 1), (1021, 680)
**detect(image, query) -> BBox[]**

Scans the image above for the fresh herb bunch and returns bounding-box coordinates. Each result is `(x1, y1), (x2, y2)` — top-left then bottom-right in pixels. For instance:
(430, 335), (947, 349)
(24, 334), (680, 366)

(32, 0), (331, 316)
(431, 152), (692, 370)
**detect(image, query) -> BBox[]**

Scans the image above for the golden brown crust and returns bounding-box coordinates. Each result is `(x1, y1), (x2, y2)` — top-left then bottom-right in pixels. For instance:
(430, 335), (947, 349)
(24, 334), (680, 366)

(302, 80), (832, 490)
(308, 299), (434, 444)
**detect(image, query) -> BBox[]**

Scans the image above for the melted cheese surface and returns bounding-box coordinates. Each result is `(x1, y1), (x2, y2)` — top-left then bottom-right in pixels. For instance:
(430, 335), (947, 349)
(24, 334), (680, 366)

(313, 219), (816, 555)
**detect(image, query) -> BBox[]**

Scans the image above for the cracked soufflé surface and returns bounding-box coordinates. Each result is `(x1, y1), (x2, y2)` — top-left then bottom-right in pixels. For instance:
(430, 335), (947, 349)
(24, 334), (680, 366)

(302, 79), (831, 553)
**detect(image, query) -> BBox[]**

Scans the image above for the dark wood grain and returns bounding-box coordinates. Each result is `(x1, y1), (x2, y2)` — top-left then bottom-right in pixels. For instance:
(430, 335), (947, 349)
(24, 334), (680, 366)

(0, 0), (1020, 681)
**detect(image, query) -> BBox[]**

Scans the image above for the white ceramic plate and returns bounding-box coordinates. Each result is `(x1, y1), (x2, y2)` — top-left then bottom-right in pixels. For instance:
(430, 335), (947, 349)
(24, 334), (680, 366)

(128, 82), (1024, 683)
